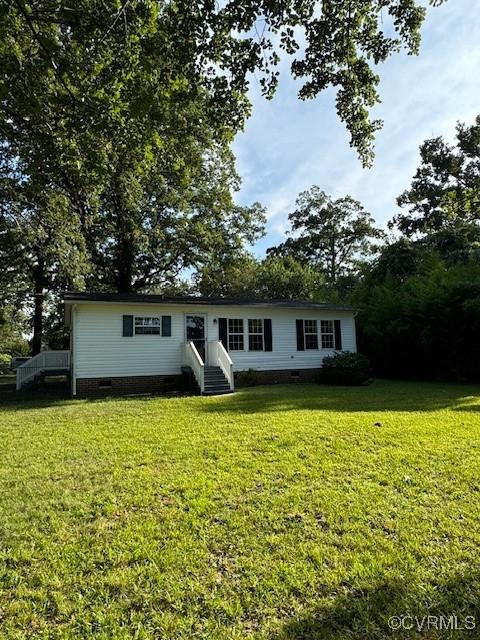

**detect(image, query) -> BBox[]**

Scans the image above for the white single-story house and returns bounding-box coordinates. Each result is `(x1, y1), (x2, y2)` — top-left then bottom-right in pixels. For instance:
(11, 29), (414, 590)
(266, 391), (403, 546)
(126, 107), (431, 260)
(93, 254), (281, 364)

(16, 292), (357, 397)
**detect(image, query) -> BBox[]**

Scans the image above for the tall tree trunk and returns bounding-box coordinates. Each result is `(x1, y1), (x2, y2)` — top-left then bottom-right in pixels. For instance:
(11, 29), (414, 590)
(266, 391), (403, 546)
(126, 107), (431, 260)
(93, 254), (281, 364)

(113, 172), (135, 293)
(330, 236), (337, 284)
(117, 232), (134, 293)
(32, 256), (46, 356)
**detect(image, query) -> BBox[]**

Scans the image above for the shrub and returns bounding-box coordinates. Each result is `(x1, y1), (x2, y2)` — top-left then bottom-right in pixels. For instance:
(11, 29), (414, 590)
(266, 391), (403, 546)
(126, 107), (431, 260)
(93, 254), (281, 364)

(356, 259), (480, 382)
(0, 353), (11, 374)
(236, 368), (260, 387)
(320, 351), (371, 386)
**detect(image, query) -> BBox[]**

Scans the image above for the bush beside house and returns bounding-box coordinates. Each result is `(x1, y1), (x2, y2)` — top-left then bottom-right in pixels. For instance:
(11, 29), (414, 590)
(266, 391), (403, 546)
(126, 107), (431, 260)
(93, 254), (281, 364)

(320, 351), (371, 385)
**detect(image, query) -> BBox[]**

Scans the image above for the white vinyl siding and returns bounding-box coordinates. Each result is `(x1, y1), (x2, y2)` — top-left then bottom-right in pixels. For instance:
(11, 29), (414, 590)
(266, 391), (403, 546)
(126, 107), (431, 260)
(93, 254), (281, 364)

(73, 302), (356, 380)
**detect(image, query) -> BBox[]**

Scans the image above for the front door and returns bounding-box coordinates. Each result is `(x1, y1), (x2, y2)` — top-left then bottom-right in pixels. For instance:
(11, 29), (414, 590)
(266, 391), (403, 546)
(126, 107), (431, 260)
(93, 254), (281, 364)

(185, 315), (206, 362)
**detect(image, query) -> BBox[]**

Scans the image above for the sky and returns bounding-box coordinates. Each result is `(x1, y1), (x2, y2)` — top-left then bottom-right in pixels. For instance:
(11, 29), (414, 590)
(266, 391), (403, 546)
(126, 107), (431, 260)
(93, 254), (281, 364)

(233, 0), (480, 257)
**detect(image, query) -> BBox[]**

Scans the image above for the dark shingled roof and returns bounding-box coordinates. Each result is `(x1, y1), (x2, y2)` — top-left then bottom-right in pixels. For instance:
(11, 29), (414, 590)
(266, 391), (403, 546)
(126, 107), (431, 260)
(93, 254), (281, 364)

(63, 291), (354, 311)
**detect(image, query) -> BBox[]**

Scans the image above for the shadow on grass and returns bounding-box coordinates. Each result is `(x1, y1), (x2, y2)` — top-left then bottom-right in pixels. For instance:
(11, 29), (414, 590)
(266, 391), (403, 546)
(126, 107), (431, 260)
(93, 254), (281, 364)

(199, 380), (480, 415)
(0, 377), (71, 410)
(274, 573), (480, 639)
(454, 404), (480, 412)
(2, 377), (479, 415)
(0, 375), (188, 412)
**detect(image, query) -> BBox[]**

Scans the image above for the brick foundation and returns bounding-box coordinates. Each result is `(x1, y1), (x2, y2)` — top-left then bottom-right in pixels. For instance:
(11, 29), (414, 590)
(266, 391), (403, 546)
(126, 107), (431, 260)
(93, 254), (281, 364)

(75, 374), (183, 398)
(235, 368), (321, 387)
(75, 368), (321, 398)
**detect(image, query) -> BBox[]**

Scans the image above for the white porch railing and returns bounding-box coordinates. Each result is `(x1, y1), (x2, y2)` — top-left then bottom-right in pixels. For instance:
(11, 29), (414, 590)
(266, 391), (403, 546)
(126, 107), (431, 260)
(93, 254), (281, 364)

(208, 340), (234, 391)
(185, 341), (205, 393)
(16, 350), (70, 390)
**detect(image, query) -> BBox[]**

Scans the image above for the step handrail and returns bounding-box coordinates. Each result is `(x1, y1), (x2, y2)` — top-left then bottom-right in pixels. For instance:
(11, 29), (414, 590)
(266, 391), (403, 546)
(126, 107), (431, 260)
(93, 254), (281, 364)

(185, 341), (204, 393)
(216, 340), (234, 390)
(207, 340), (234, 391)
(16, 350), (70, 390)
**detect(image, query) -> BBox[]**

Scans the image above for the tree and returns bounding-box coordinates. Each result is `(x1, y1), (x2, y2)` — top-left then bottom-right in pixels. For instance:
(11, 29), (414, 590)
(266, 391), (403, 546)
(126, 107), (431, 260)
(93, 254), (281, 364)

(0, 0), (442, 348)
(91, 146), (266, 293)
(268, 188), (384, 285)
(0, 0), (265, 347)
(354, 225), (480, 382)
(0, 305), (29, 357)
(257, 256), (323, 300)
(196, 254), (260, 299)
(392, 115), (480, 236)
(196, 254), (322, 300)
(194, 0), (436, 166)
(1, 1), (256, 288)
(0, 137), (88, 354)
(356, 258), (480, 382)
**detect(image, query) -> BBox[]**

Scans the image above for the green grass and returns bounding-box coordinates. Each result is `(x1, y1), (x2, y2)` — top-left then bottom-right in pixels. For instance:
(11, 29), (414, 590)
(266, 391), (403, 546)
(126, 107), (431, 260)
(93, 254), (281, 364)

(1, 380), (480, 639)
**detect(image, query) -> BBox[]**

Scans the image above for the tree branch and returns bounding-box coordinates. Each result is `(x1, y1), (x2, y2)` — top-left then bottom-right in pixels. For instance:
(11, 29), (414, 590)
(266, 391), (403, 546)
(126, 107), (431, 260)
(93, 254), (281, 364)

(13, 0), (77, 104)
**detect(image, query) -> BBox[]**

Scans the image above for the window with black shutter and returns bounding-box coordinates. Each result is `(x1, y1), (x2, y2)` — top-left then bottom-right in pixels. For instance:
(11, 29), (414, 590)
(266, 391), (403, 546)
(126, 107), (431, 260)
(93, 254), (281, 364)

(218, 318), (228, 349)
(296, 319), (305, 351)
(122, 315), (134, 337)
(334, 319), (342, 350)
(162, 315), (172, 337)
(264, 319), (273, 351)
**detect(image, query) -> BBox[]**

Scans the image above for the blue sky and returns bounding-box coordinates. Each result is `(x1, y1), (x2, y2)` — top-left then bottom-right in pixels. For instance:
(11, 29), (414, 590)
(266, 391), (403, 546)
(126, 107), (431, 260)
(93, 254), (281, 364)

(233, 0), (480, 257)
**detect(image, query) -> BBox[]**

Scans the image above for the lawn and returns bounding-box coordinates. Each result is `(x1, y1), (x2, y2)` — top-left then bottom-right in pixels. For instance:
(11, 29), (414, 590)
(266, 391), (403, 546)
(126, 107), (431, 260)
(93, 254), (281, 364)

(1, 380), (480, 639)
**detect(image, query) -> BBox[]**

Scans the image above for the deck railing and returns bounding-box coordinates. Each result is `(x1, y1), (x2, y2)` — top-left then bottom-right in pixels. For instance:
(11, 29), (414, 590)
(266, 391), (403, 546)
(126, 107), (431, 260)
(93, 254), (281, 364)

(16, 350), (70, 390)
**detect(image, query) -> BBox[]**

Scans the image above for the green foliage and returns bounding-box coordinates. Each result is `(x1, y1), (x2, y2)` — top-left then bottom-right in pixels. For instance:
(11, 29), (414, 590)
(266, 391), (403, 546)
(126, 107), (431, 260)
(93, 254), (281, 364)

(235, 368), (260, 387)
(0, 353), (11, 374)
(0, 0), (267, 347)
(392, 114), (480, 236)
(357, 258), (480, 381)
(0, 306), (30, 357)
(320, 351), (371, 386)
(196, 254), (323, 300)
(257, 255), (323, 300)
(269, 187), (384, 285)
(0, 0), (443, 351)
(1, 381), (480, 638)
(201, 0), (430, 165)
(196, 254), (259, 298)
(359, 113), (480, 383)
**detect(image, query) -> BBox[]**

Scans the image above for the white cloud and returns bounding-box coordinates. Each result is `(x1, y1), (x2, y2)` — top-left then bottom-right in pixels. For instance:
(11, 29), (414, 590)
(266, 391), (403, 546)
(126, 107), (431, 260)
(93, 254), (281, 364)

(233, 0), (480, 256)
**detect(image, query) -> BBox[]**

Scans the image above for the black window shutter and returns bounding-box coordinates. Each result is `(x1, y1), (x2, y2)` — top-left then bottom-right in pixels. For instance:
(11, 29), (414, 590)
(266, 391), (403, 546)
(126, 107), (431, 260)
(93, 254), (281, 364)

(334, 319), (342, 350)
(123, 315), (134, 337)
(219, 317), (228, 350)
(296, 319), (305, 351)
(162, 315), (172, 337)
(264, 319), (272, 351)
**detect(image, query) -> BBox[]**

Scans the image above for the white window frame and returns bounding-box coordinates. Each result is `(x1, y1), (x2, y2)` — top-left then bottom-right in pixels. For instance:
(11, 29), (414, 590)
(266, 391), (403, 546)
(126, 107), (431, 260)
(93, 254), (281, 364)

(228, 318), (245, 351)
(320, 320), (335, 349)
(248, 318), (264, 352)
(134, 315), (161, 336)
(303, 319), (319, 350)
